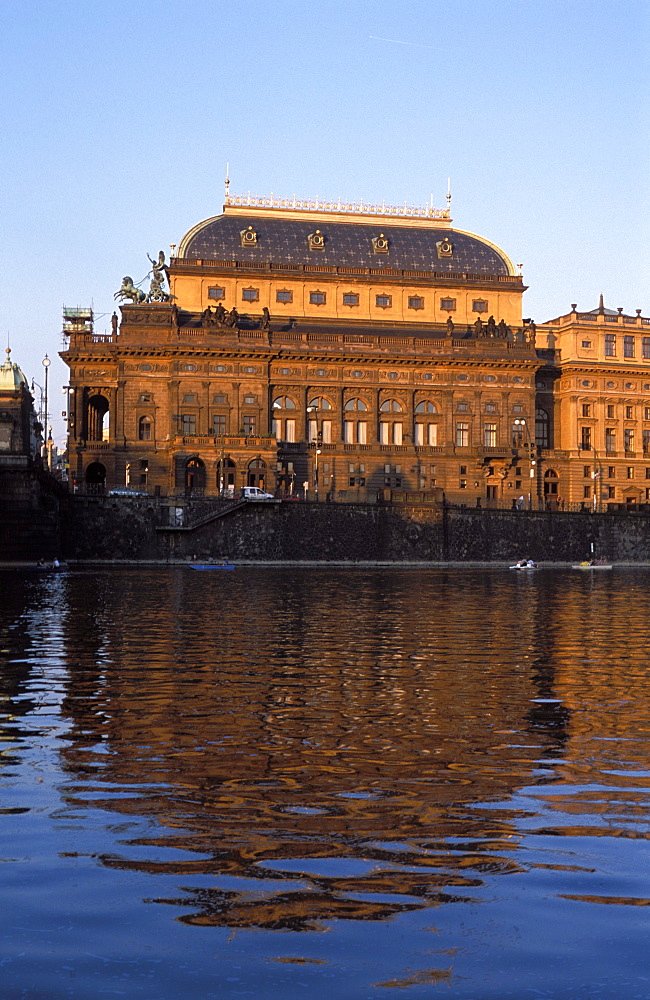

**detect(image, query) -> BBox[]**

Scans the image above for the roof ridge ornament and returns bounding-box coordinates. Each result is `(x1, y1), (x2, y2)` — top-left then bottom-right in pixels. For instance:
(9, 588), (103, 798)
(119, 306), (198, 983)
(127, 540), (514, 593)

(224, 192), (452, 220)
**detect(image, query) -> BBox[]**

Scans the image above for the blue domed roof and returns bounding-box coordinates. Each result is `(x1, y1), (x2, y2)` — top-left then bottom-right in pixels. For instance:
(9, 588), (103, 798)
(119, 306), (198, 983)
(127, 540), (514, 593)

(179, 209), (515, 277)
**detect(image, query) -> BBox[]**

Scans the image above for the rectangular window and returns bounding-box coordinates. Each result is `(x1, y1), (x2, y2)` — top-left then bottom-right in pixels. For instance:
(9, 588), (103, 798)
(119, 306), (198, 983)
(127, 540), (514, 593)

(607, 405), (615, 418)
(375, 294), (392, 308)
(605, 334), (616, 356)
(608, 466), (615, 478)
(208, 286), (225, 300)
(321, 420), (332, 444)
(472, 300), (488, 313)
(393, 422), (403, 445)
(580, 426), (591, 450)
(645, 407), (650, 421)
(484, 423), (497, 447)
(646, 468), (650, 479)
(344, 420), (354, 444)
(456, 422), (469, 447)
(608, 486), (616, 499)
(276, 289), (293, 303)
(583, 485), (591, 499)
(643, 338), (650, 359)
(582, 404), (591, 417)
(285, 418), (296, 443)
(627, 466), (635, 479)
(457, 402), (468, 412)
(626, 406), (634, 419)
(624, 336), (635, 358)
(606, 429), (616, 452)
(343, 293), (359, 306)
(428, 424), (438, 446)
(357, 421), (367, 444)
(459, 479), (467, 489)
(485, 403), (496, 413)
(584, 465), (591, 478)
(581, 340), (592, 348)
(440, 297), (456, 311)
(180, 414), (196, 435)
(242, 287), (259, 302)
(408, 296), (424, 310)
(310, 291), (326, 305)
(272, 417), (281, 439)
(380, 421), (389, 445)
(644, 430), (650, 454)
(242, 415), (256, 435)
(213, 414), (226, 435)
(625, 428), (634, 453)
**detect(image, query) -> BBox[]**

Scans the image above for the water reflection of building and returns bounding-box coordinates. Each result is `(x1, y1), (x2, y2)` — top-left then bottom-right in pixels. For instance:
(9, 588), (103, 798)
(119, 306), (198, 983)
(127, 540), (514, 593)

(56, 569), (572, 930)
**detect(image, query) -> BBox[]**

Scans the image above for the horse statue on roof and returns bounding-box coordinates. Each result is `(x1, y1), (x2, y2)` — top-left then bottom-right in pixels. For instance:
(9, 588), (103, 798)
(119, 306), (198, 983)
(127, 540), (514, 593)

(114, 276), (147, 305)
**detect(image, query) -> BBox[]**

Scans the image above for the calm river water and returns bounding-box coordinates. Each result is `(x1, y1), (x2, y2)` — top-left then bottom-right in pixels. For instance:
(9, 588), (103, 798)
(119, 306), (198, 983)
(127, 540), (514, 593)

(1, 566), (649, 999)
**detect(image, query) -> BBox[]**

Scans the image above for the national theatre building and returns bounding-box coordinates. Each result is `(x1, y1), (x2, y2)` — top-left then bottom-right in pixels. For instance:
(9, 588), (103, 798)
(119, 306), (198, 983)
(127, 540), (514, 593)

(61, 193), (650, 509)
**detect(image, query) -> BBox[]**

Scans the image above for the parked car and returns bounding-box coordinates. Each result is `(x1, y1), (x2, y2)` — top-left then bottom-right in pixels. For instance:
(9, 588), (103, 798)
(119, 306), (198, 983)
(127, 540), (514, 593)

(237, 486), (275, 501)
(108, 487), (149, 497)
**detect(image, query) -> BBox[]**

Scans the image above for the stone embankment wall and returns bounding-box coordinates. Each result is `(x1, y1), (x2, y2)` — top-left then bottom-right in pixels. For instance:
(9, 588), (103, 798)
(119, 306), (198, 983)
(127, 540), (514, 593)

(0, 468), (62, 560)
(58, 495), (650, 563)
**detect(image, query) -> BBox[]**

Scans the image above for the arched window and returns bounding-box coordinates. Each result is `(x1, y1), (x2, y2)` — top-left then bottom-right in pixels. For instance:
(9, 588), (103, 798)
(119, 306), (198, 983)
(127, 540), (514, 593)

(344, 398), (367, 412)
(544, 469), (559, 498)
(138, 416), (152, 441)
(414, 399), (439, 446)
(380, 399), (404, 413)
(307, 396), (332, 410)
(272, 395), (296, 409)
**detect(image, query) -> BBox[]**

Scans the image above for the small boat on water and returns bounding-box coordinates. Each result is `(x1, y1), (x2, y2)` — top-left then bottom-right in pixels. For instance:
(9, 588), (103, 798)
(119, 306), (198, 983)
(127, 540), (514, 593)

(189, 562), (235, 571)
(572, 561), (613, 570)
(22, 561), (68, 573)
(510, 560), (538, 570)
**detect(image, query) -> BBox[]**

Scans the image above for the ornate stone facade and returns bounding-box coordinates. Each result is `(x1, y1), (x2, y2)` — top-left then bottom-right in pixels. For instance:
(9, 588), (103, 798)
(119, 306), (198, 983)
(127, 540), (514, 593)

(60, 197), (648, 509)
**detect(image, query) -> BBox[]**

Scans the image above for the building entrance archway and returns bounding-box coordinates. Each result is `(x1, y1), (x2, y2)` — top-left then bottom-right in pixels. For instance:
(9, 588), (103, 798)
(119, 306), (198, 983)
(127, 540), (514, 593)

(85, 461), (106, 494)
(185, 457), (206, 492)
(217, 457), (236, 496)
(248, 459), (267, 489)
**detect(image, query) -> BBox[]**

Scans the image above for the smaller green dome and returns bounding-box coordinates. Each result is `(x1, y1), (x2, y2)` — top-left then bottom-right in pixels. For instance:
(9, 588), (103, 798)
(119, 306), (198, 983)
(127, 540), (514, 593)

(0, 348), (28, 391)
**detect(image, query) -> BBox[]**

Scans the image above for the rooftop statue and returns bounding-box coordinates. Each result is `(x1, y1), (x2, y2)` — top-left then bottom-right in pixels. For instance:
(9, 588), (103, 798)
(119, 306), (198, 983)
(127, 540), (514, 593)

(114, 276), (147, 305)
(146, 251), (170, 302)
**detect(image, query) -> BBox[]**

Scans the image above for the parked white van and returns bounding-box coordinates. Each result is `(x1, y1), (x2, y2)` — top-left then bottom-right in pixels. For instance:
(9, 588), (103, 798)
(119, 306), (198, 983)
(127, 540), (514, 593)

(238, 486), (275, 501)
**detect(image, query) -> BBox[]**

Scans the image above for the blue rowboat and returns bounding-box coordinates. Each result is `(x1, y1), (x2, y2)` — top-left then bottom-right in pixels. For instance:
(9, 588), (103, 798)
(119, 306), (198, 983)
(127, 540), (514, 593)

(189, 563), (235, 571)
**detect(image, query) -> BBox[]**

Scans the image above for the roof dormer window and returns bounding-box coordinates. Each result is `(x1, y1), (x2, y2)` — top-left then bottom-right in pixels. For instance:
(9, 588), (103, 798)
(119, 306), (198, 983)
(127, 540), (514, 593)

(372, 233), (389, 254)
(308, 230), (325, 250)
(240, 226), (257, 247)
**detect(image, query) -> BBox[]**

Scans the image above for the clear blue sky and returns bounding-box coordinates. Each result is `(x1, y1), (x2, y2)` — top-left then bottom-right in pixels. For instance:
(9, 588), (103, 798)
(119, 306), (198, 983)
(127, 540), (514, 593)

(1, 0), (648, 444)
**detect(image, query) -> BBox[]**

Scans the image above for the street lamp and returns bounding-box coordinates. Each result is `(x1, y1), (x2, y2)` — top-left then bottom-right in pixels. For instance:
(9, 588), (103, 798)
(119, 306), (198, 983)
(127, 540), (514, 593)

(514, 418), (536, 509)
(306, 404), (322, 500)
(42, 355), (51, 469)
